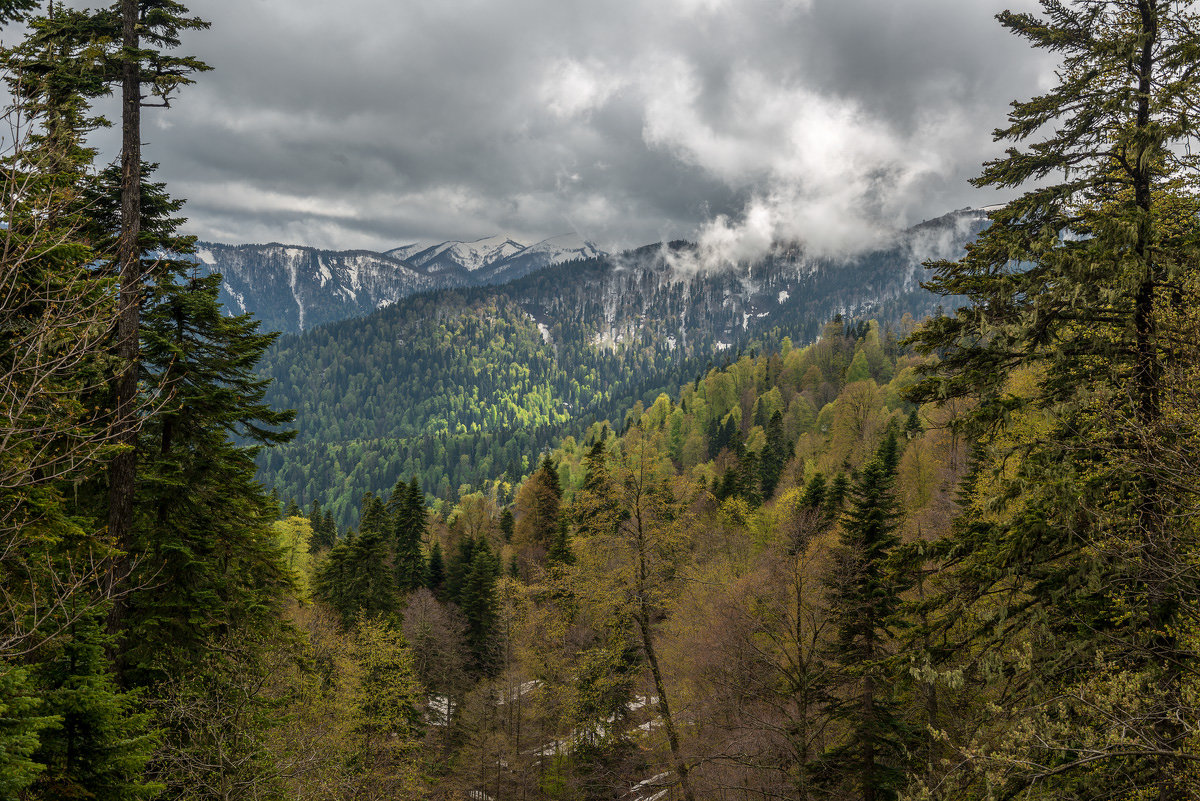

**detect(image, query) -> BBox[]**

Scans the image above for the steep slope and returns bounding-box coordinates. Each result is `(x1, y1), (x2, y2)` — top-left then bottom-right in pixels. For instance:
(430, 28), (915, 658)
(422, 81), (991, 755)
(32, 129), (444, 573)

(407, 234), (528, 274)
(193, 243), (443, 333)
(197, 234), (609, 334)
(474, 233), (603, 285)
(255, 208), (987, 526)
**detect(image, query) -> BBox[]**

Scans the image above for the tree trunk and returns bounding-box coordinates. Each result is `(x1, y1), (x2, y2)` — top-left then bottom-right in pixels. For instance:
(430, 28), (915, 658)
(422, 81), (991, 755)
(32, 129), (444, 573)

(631, 502), (696, 801)
(107, 0), (141, 586)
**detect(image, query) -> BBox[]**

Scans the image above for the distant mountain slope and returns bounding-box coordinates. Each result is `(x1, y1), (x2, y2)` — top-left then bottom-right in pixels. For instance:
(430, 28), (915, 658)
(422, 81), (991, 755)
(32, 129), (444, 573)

(255, 208), (987, 526)
(193, 243), (441, 334)
(196, 234), (608, 332)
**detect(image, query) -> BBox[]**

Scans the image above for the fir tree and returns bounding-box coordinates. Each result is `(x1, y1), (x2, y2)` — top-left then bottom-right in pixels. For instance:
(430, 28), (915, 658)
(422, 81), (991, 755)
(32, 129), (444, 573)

(0, 667), (53, 797)
(815, 432), (908, 801)
(425, 540), (445, 596)
(909, 3), (1200, 796)
(393, 477), (426, 592)
(499, 508), (514, 542)
(760, 409), (789, 499)
(459, 540), (500, 675)
(28, 615), (158, 801)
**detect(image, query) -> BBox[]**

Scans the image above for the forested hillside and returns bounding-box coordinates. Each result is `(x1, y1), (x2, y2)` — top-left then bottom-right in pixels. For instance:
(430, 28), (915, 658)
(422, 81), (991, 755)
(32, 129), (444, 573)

(296, 317), (970, 798)
(258, 218), (981, 528)
(5, 2), (1200, 801)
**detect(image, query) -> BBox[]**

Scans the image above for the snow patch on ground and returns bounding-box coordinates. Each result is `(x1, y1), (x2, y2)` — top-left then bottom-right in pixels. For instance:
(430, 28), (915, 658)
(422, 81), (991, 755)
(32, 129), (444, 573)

(196, 248), (216, 265)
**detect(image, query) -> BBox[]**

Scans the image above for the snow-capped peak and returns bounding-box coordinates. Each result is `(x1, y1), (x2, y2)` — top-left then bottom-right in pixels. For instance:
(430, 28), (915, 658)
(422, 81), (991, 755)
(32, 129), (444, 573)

(410, 234), (527, 273)
(384, 241), (435, 261)
(513, 233), (602, 265)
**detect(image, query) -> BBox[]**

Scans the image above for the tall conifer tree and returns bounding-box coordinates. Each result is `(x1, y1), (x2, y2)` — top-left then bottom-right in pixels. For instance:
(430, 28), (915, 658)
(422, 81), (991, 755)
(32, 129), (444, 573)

(910, 2), (1200, 796)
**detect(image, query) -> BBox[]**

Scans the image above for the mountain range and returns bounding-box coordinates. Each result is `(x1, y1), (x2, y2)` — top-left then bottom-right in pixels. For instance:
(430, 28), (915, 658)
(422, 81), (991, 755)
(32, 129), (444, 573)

(246, 207), (989, 525)
(193, 233), (605, 334)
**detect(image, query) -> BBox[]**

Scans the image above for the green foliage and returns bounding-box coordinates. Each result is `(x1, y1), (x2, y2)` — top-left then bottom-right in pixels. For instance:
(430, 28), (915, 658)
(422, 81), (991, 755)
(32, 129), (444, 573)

(28, 616), (159, 801)
(392, 477), (428, 592)
(906, 3), (1200, 798)
(815, 432), (909, 800)
(0, 667), (53, 796)
(315, 527), (398, 627)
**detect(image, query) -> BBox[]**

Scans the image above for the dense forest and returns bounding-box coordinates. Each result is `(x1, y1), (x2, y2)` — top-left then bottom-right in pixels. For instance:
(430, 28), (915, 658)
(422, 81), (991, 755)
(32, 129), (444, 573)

(3, 2), (1200, 801)
(256, 225), (974, 529)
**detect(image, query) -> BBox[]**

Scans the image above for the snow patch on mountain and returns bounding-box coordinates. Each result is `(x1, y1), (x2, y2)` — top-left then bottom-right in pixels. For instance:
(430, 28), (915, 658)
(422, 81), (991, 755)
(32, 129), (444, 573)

(411, 234), (527, 273)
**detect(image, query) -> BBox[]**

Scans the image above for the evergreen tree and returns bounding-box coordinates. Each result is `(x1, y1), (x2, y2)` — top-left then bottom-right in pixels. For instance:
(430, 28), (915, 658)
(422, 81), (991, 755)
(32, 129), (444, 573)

(513, 457), (561, 552)
(118, 262), (295, 683)
(0, 667), (53, 797)
(425, 540), (445, 596)
(909, 3), (1200, 796)
(393, 477), (426, 592)
(574, 438), (619, 539)
(459, 540), (500, 675)
(28, 615), (158, 801)
(105, 0), (211, 577)
(815, 432), (908, 801)
(315, 528), (397, 627)
(548, 518), (575, 566)
(357, 492), (389, 539)
(760, 409), (789, 499)
(444, 536), (477, 606)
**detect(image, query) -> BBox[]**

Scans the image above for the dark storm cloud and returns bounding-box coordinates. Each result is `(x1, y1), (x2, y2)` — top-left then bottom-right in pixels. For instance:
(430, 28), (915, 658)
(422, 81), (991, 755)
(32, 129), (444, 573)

(101, 0), (1051, 255)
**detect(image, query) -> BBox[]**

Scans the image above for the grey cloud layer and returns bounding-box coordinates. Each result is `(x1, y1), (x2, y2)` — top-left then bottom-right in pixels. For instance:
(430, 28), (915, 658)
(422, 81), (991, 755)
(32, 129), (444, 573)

(111, 0), (1050, 253)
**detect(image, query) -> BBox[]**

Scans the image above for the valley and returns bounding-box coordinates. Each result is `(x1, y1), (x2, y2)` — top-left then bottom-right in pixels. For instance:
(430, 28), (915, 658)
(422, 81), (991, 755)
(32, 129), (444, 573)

(243, 209), (985, 526)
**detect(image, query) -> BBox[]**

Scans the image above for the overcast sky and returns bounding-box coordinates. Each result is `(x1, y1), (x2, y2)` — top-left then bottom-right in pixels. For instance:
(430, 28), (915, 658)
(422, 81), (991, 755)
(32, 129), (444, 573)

(88, 0), (1052, 257)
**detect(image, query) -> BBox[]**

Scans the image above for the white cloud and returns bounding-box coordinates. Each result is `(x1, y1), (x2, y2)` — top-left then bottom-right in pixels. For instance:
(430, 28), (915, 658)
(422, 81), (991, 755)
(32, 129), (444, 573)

(540, 58), (626, 119)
